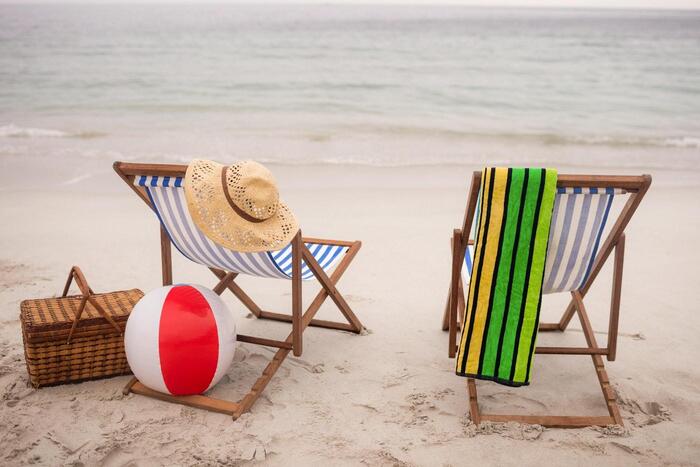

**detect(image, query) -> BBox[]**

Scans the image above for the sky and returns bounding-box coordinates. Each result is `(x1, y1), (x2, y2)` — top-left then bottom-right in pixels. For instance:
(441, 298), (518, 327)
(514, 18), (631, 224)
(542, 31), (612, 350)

(1, 0), (699, 8)
(0, 0), (700, 9)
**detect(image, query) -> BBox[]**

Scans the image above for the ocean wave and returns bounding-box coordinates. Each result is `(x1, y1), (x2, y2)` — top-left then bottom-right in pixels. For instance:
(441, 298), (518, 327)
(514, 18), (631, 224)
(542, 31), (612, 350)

(662, 136), (700, 148)
(566, 134), (700, 149)
(2, 143), (698, 171)
(0, 124), (105, 139)
(298, 124), (700, 150)
(151, 151), (700, 171)
(1, 122), (698, 171)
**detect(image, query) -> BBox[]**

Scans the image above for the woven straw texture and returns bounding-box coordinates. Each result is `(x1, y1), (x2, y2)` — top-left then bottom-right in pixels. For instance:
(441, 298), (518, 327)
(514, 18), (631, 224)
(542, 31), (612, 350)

(20, 289), (143, 388)
(185, 159), (299, 252)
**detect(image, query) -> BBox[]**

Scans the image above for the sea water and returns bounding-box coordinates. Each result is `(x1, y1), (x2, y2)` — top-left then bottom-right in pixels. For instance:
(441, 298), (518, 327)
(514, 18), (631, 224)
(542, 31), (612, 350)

(1, 5), (699, 170)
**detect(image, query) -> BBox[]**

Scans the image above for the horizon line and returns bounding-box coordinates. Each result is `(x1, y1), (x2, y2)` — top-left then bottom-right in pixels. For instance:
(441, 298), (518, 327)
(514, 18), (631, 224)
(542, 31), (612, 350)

(1, 1), (699, 10)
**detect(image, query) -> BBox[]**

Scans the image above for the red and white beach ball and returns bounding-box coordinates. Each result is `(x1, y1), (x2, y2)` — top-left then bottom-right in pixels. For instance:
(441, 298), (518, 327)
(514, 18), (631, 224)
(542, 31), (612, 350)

(124, 284), (236, 396)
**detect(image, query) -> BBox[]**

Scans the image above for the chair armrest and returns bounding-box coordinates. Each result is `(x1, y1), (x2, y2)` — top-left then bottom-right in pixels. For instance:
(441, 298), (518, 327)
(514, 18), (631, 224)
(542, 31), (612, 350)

(301, 236), (359, 248)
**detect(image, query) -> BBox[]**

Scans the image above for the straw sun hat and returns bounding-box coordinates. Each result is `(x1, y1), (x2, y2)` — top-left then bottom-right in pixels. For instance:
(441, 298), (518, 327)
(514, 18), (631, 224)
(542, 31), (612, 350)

(184, 159), (299, 252)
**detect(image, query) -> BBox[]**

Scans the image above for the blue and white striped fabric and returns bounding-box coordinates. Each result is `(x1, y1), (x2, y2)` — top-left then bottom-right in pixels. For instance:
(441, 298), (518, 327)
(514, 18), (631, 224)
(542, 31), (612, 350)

(462, 244), (475, 286)
(541, 187), (622, 293)
(135, 175), (348, 281)
(461, 187), (625, 294)
(462, 190), (480, 286)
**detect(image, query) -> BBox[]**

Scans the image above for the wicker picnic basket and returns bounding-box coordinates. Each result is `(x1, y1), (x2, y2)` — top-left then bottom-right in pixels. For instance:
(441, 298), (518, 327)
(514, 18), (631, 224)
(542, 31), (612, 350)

(20, 266), (143, 388)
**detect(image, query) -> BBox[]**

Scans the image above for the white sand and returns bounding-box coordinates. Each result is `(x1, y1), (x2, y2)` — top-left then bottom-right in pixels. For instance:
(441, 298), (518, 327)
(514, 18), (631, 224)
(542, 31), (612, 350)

(1, 162), (699, 466)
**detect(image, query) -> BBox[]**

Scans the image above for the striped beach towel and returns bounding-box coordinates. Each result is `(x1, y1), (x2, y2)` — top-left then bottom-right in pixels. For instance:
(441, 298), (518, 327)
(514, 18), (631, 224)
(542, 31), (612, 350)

(456, 168), (557, 386)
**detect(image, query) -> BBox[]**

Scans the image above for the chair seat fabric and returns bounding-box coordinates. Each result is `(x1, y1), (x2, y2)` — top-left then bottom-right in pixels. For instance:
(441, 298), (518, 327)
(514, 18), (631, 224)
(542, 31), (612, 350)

(462, 186), (623, 294)
(135, 175), (347, 281)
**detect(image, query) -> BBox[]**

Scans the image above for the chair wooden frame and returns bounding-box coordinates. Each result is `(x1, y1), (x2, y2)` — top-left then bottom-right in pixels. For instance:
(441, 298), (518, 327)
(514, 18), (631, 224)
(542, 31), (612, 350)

(441, 171), (651, 428)
(114, 161), (364, 419)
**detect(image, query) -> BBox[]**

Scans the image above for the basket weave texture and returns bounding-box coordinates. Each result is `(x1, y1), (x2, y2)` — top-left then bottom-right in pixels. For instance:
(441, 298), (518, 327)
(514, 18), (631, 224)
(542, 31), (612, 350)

(20, 288), (143, 388)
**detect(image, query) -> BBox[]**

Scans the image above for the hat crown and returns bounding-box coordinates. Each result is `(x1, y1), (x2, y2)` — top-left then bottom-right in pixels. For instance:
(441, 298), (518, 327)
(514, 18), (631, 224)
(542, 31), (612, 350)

(184, 158), (299, 252)
(225, 161), (279, 221)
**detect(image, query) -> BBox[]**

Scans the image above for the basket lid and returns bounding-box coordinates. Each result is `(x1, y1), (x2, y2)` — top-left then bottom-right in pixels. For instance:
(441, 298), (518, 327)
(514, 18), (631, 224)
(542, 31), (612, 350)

(20, 289), (143, 334)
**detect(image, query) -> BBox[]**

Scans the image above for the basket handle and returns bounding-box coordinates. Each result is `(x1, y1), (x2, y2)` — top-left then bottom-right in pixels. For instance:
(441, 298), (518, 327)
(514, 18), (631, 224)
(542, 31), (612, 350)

(62, 266), (123, 344)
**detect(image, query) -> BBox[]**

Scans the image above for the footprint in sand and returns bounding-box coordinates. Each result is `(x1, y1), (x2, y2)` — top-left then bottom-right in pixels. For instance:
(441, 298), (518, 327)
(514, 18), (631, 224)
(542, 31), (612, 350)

(462, 419), (545, 441)
(335, 360), (352, 374)
(353, 403), (379, 413)
(233, 347), (250, 363)
(382, 368), (414, 389)
(344, 294), (374, 304)
(0, 261), (52, 289)
(99, 447), (146, 467)
(402, 391), (450, 427)
(613, 386), (671, 427)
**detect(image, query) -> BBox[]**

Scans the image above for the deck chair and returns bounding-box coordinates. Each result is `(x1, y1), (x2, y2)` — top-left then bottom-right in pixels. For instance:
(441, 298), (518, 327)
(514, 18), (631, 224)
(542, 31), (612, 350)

(442, 171), (651, 428)
(114, 161), (364, 420)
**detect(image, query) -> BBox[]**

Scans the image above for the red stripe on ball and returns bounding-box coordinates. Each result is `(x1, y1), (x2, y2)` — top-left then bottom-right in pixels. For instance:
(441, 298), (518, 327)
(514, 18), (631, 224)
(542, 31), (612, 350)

(159, 285), (219, 395)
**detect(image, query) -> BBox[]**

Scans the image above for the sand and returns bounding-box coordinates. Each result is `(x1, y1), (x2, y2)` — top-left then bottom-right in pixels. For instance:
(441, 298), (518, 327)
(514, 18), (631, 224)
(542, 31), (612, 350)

(1, 161), (699, 466)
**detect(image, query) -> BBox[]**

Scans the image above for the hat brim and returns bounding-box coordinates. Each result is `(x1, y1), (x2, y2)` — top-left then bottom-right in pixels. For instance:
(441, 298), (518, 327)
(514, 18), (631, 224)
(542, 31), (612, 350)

(184, 159), (299, 253)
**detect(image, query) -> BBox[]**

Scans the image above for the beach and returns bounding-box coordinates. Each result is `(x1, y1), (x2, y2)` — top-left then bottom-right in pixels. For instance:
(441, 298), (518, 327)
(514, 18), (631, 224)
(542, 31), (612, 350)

(2, 4), (700, 465)
(1, 160), (699, 465)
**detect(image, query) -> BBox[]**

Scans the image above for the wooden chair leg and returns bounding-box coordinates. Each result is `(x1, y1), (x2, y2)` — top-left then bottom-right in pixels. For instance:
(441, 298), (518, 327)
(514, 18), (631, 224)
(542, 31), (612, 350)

(448, 229), (463, 359)
(444, 234), (467, 334)
(445, 276), (466, 356)
(467, 378), (481, 425)
(442, 283), (451, 331)
(122, 376), (138, 395)
(572, 291), (623, 425)
(607, 234), (624, 362)
(457, 277), (466, 327)
(160, 226), (173, 286)
(292, 231), (303, 357)
(234, 347), (290, 419)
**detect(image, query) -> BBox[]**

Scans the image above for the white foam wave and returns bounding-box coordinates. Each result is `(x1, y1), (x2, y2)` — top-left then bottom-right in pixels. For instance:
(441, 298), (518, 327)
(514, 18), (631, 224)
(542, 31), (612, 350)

(662, 137), (700, 148)
(567, 134), (700, 149)
(0, 124), (105, 139)
(0, 124), (69, 138)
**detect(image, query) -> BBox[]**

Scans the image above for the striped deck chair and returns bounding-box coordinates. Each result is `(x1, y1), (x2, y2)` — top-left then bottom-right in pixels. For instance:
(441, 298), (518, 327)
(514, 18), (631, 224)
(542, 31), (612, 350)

(114, 161), (363, 420)
(442, 171), (651, 428)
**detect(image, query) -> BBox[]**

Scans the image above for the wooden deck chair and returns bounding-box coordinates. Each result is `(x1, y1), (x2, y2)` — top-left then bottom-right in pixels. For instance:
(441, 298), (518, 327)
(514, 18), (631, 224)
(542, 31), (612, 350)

(442, 171), (651, 428)
(114, 161), (364, 420)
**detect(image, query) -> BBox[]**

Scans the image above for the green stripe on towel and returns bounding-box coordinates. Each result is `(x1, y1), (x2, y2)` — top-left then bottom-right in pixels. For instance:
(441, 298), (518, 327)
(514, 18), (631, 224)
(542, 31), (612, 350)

(456, 167), (557, 387)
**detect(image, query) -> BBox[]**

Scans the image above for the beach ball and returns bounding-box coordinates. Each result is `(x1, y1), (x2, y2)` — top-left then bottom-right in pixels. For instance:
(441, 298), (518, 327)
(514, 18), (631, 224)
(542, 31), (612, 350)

(124, 284), (236, 396)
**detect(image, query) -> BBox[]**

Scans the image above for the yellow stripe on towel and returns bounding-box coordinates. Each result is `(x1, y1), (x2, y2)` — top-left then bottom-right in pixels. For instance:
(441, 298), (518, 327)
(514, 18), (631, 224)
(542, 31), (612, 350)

(465, 168), (508, 374)
(458, 171), (488, 366)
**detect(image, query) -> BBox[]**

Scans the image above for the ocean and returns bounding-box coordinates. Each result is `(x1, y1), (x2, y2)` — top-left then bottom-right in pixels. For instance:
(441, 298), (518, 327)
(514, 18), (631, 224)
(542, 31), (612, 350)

(1, 4), (699, 170)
